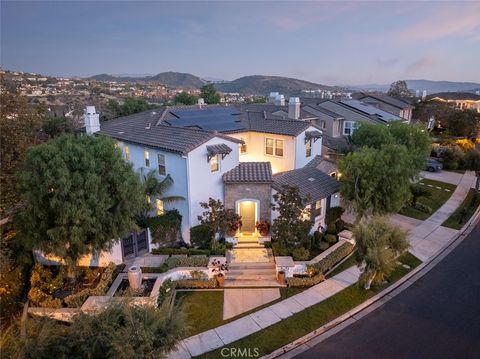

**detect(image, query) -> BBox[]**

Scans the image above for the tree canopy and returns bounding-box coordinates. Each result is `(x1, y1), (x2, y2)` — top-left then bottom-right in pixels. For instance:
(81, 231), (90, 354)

(0, 91), (45, 216)
(200, 84), (221, 104)
(174, 91), (198, 105)
(15, 134), (145, 275)
(354, 216), (409, 289)
(106, 98), (156, 119)
(387, 80), (411, 97)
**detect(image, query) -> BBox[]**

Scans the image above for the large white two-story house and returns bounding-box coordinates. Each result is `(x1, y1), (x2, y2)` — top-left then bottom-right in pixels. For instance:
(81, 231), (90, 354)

(77, 99), (340, 262)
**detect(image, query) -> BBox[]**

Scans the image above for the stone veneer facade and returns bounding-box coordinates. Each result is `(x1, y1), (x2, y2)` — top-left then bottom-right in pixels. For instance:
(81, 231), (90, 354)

(224, 182), (272, 222)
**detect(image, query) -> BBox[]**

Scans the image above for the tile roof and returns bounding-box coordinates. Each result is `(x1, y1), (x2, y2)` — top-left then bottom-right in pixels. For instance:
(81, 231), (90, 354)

(427, 92), (480, 101)
(355, 93), (414, 109)
(322, 134), (350, 151)
(98, 109), (242, 155)
(273, 166), (340, 202)
(306, 155), (337, 175)
(223, 162), (273, 183)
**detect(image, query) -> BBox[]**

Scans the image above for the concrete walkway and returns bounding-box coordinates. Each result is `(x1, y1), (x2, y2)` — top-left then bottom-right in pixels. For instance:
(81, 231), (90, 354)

(167, 171), (477, 359)
(167, 266), (362, 358)
(409, 171), (476, 261)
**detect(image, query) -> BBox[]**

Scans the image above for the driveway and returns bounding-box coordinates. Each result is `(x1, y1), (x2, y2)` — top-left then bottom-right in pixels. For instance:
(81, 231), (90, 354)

(419, 170), (465, 186)
(295, 221), (480, 359)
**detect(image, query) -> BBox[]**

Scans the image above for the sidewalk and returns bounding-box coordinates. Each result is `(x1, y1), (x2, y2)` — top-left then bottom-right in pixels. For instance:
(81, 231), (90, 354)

(409, 171), (476, 261)
(167, 171), (477, 359)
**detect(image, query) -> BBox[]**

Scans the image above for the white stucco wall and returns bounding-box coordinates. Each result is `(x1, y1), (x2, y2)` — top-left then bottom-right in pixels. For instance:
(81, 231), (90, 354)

(186, 137), (240, 239)
(294, 126), (323, 169)
(228, 131), (296, 174)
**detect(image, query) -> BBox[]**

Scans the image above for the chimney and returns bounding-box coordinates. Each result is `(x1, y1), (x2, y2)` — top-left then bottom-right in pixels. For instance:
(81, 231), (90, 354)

(268, 92), (279, 104)
(274, 94), (285, 106)
(288, 97), (301, 120)
(197, 98), (205, 109)
(84, 106), (100, 134)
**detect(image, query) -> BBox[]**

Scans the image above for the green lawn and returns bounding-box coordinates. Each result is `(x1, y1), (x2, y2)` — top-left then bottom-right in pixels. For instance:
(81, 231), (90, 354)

(442, 188), (480, 230)
(399, 179), (457, 220)
(175, 287), (305, 338)
(197, 253), (421, 358)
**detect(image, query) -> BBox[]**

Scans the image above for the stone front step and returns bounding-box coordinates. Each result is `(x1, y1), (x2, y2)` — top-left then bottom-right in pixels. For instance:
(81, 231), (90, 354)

(234, 243), (264, 249)
(224, 279), (285, 288)
(229, 262), (276, 270)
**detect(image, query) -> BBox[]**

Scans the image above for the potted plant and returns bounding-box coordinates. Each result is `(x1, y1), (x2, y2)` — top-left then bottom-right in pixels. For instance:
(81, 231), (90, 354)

(227, 219), (242, 237)
(277, 269), (286, 284)
(255, 219), (270, 236)
(211, 258), (229, 287)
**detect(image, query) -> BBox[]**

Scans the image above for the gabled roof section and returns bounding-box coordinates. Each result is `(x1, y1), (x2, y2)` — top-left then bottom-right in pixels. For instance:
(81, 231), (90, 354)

(98, 109), (242, 155)
(427, 92), (480, 101)
(223, 162), (273, 183)
(306, 155), (337, 175)
(273, 166), (340, 202)
(340, 100), (403, 122)
(355, 93), (414, 109)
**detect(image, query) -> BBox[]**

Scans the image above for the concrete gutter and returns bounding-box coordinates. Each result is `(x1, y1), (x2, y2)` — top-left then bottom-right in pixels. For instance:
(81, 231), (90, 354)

(265, 205), (480, 359)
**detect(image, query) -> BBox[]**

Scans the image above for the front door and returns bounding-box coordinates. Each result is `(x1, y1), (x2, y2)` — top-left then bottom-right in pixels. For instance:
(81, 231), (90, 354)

(239, 201), (256, 234)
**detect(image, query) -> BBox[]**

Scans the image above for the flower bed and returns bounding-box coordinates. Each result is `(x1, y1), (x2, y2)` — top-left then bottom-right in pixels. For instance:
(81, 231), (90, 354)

(28, 263), (117, 308)
(286, 273), (325, 287)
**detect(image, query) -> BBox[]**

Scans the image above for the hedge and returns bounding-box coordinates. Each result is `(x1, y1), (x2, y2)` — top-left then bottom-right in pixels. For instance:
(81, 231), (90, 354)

(310, 242), (354, 274)
(174, 278), (217, 289)
(287, 273), (325, 287)
(151, 248), (211, 256)
(164, 255), (209, 269)
(146, 210), (182, 245)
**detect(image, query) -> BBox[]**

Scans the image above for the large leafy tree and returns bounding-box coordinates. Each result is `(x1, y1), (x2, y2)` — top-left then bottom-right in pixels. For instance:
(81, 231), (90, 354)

(200, 84), (221, 104)
(354, 216), (409, 289)
(1, 301), (184, 358)
(271, 185), (311, 248)
(15, 134), (145, 277)
(387, 80), (411, 97)
(174, 91), (198, 105)
(106, 98), (156, 119)
(0, 91), (44, 216)
(338, 145), (413, 223)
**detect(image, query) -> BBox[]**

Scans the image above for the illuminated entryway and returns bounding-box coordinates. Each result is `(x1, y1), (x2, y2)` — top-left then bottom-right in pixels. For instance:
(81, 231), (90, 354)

(237, 200), (259, 234)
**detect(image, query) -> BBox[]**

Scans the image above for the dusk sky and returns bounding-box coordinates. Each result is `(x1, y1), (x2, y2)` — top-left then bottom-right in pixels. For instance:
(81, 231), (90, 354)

(1, 1), (479, 85)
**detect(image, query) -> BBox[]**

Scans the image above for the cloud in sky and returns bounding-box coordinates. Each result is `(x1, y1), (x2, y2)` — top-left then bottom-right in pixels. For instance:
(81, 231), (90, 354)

(404, 54), (436, 76)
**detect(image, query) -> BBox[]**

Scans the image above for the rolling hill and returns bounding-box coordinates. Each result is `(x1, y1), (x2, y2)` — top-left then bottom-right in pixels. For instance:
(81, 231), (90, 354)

(215, 75), (332, 95)
(88, 72), (206, 88)
(352, 79), (480, 94)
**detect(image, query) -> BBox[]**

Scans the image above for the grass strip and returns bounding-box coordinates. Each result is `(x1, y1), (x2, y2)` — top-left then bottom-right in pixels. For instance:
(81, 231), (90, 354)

(442, 188), (480, 230)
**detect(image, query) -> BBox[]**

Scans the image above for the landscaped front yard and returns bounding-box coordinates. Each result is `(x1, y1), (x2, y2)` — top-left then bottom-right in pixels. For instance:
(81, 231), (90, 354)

(399, 179), (457, 220)
(175, 287), (305, 338)
(442, 188), (480, 229)
(197, 252), (421, 359)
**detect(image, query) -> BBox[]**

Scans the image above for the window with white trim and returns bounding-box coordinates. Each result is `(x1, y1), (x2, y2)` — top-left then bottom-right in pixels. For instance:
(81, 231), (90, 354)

(157, 154), (166, 175)
(144, 150), (150, 167)
(343, 121), (357, 136)
(156, 199), (164, 216)
(314, 200), (322, 217)
(240, 137), (247, 154)
(210, 154), (219, 172)
(306, 139), (312, 157)
(265, 138), (284, 157)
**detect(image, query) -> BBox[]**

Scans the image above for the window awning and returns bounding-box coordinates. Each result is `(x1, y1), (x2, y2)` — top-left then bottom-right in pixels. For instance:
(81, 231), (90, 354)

(305, 130), (322, 144)
(206, 143), (232, 162)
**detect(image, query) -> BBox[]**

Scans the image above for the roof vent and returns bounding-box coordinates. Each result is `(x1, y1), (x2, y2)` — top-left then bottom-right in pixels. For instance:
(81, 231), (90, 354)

(308, 177), (315, 182)
(145, 123), (151, 130)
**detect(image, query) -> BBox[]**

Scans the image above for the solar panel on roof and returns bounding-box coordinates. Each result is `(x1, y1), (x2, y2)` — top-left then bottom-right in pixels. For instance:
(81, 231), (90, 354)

(167, 108), (245, 132)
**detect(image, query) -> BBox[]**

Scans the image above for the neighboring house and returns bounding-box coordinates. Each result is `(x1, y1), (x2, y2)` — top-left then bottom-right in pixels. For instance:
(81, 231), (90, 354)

(353, 92), (415, 122)
(426, 92), (480, 113)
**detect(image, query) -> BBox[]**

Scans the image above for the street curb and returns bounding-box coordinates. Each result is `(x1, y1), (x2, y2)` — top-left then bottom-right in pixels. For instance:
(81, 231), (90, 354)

(264, 203), (480, 359)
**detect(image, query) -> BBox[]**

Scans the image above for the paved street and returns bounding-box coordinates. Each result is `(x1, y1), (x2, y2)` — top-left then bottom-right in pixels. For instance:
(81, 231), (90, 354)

(296, 221), (480, 359)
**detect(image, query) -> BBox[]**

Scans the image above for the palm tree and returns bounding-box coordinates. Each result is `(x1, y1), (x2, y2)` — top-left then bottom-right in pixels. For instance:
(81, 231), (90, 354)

(140, 169), (185, 220)
(353, 216), (409, 289)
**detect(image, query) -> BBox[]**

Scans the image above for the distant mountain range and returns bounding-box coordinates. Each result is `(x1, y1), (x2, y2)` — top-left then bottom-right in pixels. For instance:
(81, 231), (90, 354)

(88, 72), (333, 95)
(351, 79), (480, 94)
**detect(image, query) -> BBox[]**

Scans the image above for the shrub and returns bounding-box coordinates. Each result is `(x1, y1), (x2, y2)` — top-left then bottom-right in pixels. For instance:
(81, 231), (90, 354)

(301, 237), (312, 251)
(415, 203), (432, 214)
(141, 263), (168, 273)
(312, 231), (323, 250)
(311, 242), (354, 274)
(292, 247), (310, 261)
(164, 255), (209, 269)
(151, 247), (211, 256)
(325, 206), (345, 226)
(190, 224), (214, 249)
(272, 244), (289, 256)
(263, 241), (272, 248)
(326, 223), (337, 235)
(189, 270), (208, 280)
(319, 242), (330, 251)
(174, 278), (217, 289)
(63, 263), (116, 307)
(157, 279), (175, 306)
(336, 219), (346, 232)
(146, 210), (182, 246)
(325, 234), (337, 245)
(286, 273), (324, 287)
